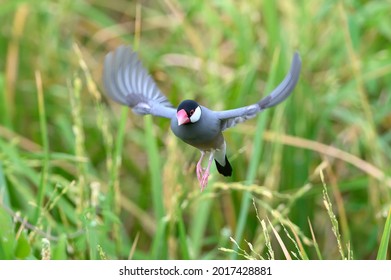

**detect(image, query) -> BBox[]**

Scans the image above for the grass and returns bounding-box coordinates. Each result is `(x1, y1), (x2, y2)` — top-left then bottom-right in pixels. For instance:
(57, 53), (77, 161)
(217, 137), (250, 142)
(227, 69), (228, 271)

(1, 0), (391, 260)
(377, 208), (391, 260)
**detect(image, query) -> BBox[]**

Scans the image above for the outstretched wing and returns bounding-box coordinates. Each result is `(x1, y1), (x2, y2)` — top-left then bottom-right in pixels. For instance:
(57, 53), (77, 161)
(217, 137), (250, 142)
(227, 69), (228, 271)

(216, 52), (302, 131)
(103, 45), (176, 119)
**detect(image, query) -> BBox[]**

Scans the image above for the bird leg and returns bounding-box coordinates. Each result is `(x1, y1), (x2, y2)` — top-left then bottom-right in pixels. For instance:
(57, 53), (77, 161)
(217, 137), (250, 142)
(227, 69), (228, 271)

(196, 151), (205, 182)
(200, 153), (214, 191)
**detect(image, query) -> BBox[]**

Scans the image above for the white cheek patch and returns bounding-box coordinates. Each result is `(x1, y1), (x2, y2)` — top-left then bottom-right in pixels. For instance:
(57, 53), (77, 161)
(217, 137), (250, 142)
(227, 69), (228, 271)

(190, 106), (202, 123)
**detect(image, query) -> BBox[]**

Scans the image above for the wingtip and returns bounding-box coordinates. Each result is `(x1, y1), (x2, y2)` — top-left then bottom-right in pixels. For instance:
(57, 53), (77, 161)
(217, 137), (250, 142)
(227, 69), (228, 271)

(102, 44), (175, 118)
(292, 51), (302, 70)
(288, 51), (302, 82)
(116, 44), (134, 54)
(293, 50), (301, 61)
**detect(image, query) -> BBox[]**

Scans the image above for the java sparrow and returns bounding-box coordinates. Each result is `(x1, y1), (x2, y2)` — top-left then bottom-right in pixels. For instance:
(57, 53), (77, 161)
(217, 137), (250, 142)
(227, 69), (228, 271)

(103, 46), (301, 190)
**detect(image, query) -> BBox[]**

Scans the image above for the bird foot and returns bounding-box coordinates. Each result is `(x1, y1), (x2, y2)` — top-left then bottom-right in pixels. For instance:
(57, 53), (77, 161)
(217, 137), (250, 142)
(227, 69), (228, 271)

(196, 152), (205, 182)
(196, 163), (205, 182)
(196, 152), (213, 191)
(196, 165), (209, 191)
(199, 171), (210, 191)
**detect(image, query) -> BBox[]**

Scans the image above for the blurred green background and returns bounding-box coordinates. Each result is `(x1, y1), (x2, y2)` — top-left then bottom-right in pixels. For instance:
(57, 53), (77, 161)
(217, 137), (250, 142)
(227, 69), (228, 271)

(1, 0), (391, 260)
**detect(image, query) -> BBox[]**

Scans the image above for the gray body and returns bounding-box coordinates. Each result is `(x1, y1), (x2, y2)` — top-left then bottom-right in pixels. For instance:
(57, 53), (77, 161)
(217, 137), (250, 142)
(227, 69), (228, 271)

(170, 106), (222, 150)
(170, 105), (226, 165)
(103, 45), (302, 173)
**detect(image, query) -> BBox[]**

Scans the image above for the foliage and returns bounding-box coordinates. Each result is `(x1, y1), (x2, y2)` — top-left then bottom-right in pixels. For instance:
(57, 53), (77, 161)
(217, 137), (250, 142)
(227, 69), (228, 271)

(0, 0), (390, 260)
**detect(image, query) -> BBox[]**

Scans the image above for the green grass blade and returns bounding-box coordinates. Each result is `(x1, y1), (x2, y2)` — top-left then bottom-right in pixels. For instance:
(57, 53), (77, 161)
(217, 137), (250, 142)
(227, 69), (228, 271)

(109, 107), (127, 209)
(14, 230), (31, 259)
(0, 205), (15, 259)
(377, 208), (391, 260)
(233, 49), (281, 257)
(1, 0), (391, 261)
(52, 234), (67, 260)
(144, 115), (167, 259)
(33, 71), (50, 225)
(86, 219), (98, 260)
(151, 218), (168, 259)
(0, 163), (11, 206)
(144, 115), (164, 219)
(177, 204), (190, 260)
(308, 218), (323, 260)
(0, 74), (11, 128)
(106, 106), (128, 256)
(262, 0), (280, 51)
(189, 189), (213, 259)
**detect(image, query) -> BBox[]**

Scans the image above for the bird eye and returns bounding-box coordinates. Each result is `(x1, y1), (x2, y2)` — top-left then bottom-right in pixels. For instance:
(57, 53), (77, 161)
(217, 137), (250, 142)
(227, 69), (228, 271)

(189, 109), (195, 116)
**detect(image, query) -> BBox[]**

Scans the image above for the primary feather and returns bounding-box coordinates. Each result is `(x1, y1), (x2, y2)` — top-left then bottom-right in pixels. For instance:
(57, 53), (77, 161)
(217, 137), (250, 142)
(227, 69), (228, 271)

(217, 52), (302, 131)
(103, 45), (175, 119)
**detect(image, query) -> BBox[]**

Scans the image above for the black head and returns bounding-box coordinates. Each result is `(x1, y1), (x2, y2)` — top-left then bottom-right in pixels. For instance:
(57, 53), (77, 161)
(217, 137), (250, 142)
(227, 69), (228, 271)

(176, 100), (202, 126)
(177, 100), (199, 112)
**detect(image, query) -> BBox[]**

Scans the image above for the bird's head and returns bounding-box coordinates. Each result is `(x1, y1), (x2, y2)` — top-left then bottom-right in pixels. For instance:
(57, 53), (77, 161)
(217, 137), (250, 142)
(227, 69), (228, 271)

(176, 100), (202, 126)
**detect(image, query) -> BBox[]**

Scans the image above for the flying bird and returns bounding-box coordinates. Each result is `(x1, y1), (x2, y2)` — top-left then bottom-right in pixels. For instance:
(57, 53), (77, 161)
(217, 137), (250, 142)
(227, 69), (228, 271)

(103, 45), (301, 190)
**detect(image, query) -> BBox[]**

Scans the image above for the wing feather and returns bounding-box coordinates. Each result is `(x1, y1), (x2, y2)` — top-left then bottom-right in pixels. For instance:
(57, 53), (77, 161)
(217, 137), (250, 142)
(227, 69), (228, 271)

(217, 52), (301, 131)
(103, 45), (175, 119)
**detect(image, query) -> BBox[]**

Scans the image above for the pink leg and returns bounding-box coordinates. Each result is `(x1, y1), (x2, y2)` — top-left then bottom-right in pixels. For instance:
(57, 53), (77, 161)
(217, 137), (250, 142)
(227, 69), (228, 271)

(200, 153), (214, 191)
(196, 151), (205, 182)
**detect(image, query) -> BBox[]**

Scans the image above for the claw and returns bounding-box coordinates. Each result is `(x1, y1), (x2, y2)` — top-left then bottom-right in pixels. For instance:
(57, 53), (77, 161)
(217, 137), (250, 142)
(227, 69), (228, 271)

(198, 153), (214, 191)
(196, 152), (205, 181)
(200, 171), (210, 191)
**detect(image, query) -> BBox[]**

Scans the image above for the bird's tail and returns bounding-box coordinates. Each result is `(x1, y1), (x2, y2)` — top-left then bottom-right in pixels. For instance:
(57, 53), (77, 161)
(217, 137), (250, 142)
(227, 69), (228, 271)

(215, 156), (232, 177)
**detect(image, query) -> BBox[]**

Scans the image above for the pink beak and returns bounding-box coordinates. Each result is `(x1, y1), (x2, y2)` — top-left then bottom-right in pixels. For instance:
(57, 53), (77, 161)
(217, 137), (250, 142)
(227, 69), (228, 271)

(177, 109), (190, 126)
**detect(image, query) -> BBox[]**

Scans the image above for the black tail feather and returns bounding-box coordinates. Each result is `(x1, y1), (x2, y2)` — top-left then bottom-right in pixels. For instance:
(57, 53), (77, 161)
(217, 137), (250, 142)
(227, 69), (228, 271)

(215, 156), (232, 177)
